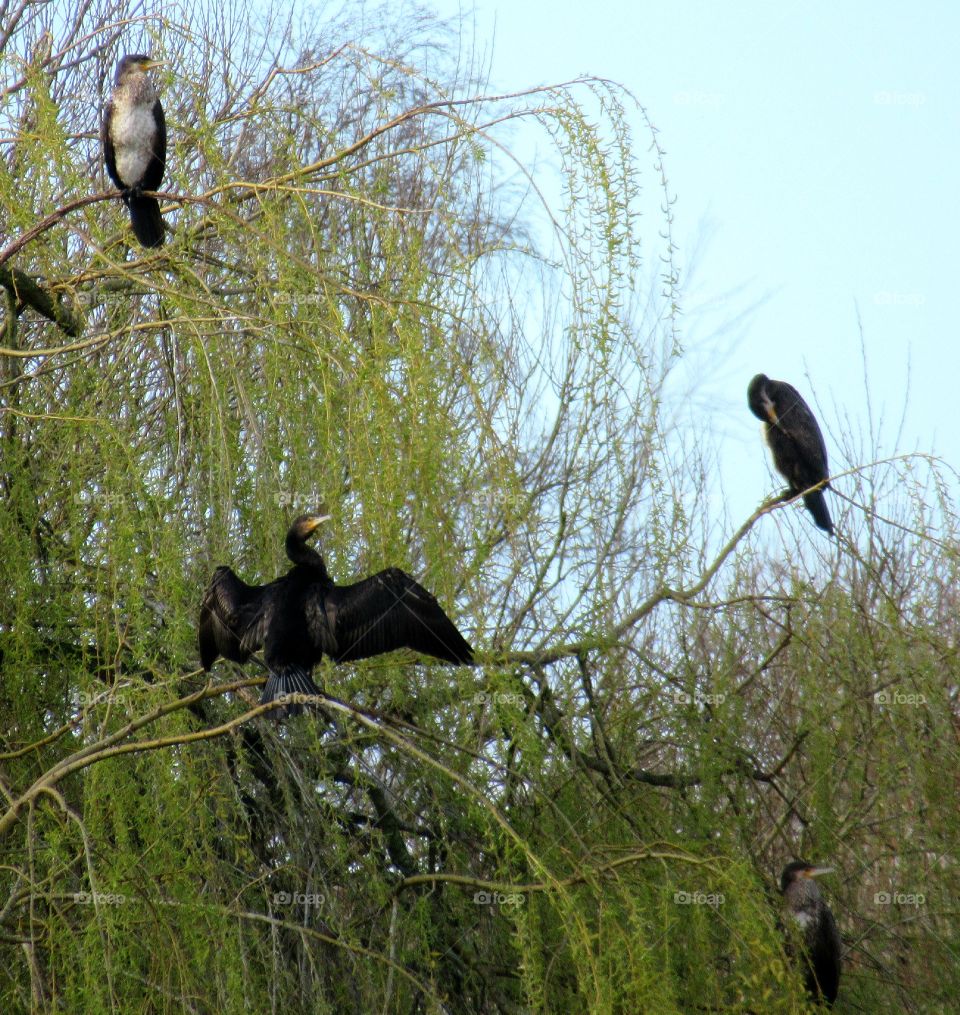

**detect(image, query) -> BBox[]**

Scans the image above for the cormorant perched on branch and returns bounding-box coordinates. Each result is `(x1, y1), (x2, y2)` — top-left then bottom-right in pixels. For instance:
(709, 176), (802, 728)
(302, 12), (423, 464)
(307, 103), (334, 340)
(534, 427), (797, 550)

(780, 861), (842, 1006)
(199, 514), (474, 717)
(102, 54), (167, 248)
(747, 373), (834, 534)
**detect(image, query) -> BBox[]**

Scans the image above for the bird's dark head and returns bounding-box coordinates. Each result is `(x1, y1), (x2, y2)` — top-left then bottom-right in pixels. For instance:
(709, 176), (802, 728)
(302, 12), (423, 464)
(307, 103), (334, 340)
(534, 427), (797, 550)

(289, 513), (331, 542)
(747, 373), (779, 425)
(114, 54), (166, 85)
(285, 514), (331, 569)
(780, 860), (834, 893)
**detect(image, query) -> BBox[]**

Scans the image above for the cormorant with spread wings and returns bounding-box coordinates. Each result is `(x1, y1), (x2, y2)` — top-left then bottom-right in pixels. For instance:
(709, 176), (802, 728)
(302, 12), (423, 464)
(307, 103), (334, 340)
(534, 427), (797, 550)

(199, 514), (474, 716)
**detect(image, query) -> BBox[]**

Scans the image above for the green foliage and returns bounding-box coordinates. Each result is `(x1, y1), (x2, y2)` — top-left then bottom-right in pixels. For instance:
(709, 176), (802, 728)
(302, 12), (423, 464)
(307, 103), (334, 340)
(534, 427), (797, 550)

(1, 1), (957, 1012)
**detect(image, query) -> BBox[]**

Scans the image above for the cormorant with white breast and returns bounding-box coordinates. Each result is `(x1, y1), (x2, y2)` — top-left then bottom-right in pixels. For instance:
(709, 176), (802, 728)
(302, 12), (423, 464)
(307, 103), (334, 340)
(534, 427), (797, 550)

(780, 861), (842, 1006)
(102, 54), (167, 247)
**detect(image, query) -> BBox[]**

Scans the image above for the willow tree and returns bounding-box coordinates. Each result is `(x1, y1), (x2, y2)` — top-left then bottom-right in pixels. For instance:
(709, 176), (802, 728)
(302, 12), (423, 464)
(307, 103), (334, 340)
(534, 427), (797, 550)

(1, 1), (957, 1012)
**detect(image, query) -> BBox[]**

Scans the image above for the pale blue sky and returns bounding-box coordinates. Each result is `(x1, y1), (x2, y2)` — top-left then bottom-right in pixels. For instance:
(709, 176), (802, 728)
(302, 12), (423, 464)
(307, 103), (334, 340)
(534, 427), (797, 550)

(430, 0), (959, 531)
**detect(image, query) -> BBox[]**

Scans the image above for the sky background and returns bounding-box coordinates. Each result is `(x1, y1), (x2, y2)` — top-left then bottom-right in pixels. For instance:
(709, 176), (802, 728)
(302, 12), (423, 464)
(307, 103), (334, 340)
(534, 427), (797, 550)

(429, 0), (958, 533)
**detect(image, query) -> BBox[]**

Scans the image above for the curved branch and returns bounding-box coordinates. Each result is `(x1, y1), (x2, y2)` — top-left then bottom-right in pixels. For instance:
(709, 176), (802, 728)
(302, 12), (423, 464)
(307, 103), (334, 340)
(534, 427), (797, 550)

(396, 848), (714, 895)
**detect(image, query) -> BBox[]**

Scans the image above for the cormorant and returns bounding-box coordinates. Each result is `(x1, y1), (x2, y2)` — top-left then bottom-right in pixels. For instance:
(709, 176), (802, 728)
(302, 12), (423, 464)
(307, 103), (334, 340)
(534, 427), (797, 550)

(199, 514), (474, 717)
(780, 861), (842, 1006)
(102, 54), (167, 248)
(747, 373), (834, 534)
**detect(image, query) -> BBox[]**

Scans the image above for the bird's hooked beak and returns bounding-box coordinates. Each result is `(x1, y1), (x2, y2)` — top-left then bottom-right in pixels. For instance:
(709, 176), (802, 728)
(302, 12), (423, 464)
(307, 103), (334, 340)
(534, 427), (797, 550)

(301, 514), (331, 537)
(124, 58), (165, 76)
(802, 866), (835, 879)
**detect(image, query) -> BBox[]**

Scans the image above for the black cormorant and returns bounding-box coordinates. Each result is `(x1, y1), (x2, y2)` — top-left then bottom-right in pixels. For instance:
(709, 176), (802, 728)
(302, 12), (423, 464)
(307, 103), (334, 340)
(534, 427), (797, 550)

(780, 861), (842, 1006)
(102, 54), (167, 248)
(199, 514), (474, 716)
(747, 373), (834, 534)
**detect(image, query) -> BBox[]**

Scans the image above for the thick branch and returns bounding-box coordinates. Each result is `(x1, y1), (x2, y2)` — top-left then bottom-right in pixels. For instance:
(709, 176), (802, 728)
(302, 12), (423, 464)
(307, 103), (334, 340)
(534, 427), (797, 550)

(0, 264), (84, 336)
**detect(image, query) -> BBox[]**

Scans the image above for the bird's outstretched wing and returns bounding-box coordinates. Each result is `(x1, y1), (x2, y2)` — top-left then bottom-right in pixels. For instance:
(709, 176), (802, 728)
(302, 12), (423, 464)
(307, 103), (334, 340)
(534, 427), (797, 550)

(199, 566), (273, 670)
(324, 567), (474, 665)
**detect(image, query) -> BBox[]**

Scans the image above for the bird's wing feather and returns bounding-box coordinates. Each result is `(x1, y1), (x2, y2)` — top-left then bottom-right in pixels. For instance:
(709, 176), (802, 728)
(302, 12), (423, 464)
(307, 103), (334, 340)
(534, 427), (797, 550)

(101, 100), (120, 189)
(809, 904), (842, 1001)
(141, 99), (166, 191)
(328, 568), (473, 664)
(302, 585), (339, 658)
(198, 566), (272, 669)
(774, 383), (829, 479)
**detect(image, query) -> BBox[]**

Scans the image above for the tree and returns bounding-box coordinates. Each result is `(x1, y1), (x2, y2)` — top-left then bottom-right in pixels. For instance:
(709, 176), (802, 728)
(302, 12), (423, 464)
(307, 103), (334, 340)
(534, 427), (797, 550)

(1, 2), (957, 1011)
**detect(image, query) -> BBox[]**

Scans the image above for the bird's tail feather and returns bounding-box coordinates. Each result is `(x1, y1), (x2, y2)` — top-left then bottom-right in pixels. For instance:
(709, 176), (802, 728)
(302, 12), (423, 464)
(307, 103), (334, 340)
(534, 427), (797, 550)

(127, 194), (164, 248)
(261, 666), (321, 719)
(803, 490), (834, 535)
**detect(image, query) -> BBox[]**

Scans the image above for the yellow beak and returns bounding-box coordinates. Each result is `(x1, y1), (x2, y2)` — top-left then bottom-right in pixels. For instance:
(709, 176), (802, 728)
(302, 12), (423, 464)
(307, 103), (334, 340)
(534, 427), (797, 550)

(304, 514), (331, 534)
